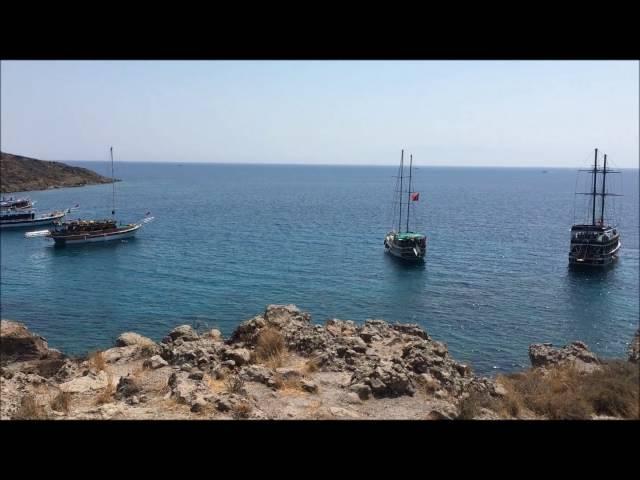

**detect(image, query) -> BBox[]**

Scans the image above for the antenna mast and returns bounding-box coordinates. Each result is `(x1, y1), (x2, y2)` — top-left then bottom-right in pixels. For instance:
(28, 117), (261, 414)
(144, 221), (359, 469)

(111, 146), (116, 218)
(398, 149), (404, 233)
(600, 154), (607, 225)
(406, 154), (412, 232)
(591, 148), (598, 226)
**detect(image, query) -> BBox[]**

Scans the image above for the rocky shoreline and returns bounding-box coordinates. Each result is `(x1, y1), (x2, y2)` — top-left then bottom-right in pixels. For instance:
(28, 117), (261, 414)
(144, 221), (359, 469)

(1, 305), (638, 420)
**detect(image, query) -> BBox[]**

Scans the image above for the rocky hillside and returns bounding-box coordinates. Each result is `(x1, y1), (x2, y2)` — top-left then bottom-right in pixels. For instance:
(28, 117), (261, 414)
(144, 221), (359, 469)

(0, 152), (114, 193)
(1, 305), (638, 420)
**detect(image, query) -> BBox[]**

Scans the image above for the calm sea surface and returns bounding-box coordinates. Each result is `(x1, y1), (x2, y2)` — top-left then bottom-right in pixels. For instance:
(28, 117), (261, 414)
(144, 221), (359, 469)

(1, 163), (638, 375)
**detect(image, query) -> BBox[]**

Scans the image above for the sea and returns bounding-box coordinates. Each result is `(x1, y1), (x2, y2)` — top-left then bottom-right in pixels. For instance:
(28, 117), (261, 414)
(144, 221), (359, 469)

(1, 162), (638, 376)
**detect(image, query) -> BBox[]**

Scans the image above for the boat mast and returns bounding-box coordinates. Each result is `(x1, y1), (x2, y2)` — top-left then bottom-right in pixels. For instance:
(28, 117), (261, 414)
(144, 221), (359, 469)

(398, 149), (404, 233)
(600, 154), (607, 225)
(111, 146), (115, 218)
(406, 154), (412, 232)
(591, 148), (598, 226)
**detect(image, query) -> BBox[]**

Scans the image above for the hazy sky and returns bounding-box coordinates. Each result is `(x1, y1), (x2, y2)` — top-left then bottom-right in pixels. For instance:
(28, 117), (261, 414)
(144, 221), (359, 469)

(1, 60), (638, 167)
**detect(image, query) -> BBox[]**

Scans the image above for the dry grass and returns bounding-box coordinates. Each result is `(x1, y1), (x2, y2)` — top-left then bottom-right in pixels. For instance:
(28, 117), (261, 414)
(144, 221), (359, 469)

(224, 375), (246, 395)
(50, 390), (72, 414)
(88, 351), (107, 372)
(496, 360), (639, 420)
(456, 391), (501, 420)
(95, 372), (116, 405)
(302, 357), (320, 375)
(13, 394), (47, 420)
(232, 401), (253, 419)
(255, 328), (287, 368)
(139, 344), (156, 358)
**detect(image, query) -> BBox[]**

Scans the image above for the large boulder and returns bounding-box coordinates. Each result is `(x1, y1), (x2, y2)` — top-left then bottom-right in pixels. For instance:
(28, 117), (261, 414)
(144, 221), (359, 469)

(0, 320), (62, 364)
(529, 341), (601, 372)
(164, 325), (199, 343)
(115, 332), (156, 349)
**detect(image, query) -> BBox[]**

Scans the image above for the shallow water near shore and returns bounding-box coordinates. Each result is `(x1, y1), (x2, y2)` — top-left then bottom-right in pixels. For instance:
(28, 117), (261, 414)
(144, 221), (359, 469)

(1, 163), (638, 375)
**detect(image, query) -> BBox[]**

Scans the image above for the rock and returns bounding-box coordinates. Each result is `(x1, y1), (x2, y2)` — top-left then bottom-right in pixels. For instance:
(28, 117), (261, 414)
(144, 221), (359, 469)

(345, 392), (362, 404)
(349, 383), (372, 400)
(628, 330), (639, 363)
(180, 363), (193, 372)
(190, 396), (208, 413)
(115, 374), (141, 399)
(529, 341), (601, 372)
(224, 348), (251, 366)
(188, 371), (204, 381)
(221, 360), (236, 368)
(329, 406), (360, 419)
(215, 397), (233, 412)
(165, 325), (199, 343)
(206, 329), (223, 342)
(275, 367), (300, 380)
(301, 379), (318, 393)
(242, 365), (272, 384)
(0, 320), (62, 363)
(102, 346), (139, 364)
(143, 355), (169, 369)
(115, 332), (156, 349)
(391, 323), (430, 340)
(264, 304), (311, 327)
(351, 360), (415, 398)
(59, 370), (110, 393)
(425, 410), (453, 420)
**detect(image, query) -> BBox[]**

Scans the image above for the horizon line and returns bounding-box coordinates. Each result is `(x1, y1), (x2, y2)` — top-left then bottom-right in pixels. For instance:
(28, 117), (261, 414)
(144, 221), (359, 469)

(58, 159), (640, 169)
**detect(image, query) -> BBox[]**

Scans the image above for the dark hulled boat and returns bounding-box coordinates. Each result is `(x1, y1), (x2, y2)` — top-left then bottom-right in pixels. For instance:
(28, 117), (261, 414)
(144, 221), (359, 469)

(569, 148), (621, 268)
(384, 149), (427, 262)
(25, 147), (153, 245)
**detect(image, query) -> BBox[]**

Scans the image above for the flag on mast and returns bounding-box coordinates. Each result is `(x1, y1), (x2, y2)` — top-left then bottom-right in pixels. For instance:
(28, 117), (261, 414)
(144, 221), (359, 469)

(410, 192), (420, 201)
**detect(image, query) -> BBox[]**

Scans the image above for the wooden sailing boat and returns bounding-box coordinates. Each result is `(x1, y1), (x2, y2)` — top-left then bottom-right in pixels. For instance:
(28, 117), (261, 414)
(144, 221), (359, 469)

(568, 148), (621, 267)
(384, 149), (427, 262)
(26, 147), (154, 245)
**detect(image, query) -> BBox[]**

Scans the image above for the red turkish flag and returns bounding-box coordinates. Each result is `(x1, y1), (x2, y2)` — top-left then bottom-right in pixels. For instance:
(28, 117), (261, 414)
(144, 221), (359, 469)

(410, 192), (420, 201)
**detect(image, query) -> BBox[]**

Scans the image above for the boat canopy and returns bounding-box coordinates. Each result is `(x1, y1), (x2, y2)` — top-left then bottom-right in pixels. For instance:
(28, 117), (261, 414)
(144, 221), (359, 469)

(396, 232), (426, 241)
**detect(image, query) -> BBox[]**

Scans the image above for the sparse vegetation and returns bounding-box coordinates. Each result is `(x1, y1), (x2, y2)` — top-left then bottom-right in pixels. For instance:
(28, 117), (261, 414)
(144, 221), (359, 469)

(456, 391), (500, 420)
(302, 356), (320, 374)
(88, 351), (107, 372)
(232, 401), (253, 419)
(95, 373), (116, 405)
(224, 374), (246, 395)
(495, 360), (639, 419)
(14, 394), (46, 419)
(255, 328), (287, 368)
(50, 390), (72, 414)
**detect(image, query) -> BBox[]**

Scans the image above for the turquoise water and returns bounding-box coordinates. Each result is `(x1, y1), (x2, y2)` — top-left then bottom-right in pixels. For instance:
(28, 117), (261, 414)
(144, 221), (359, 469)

(1, 163), (638, 375)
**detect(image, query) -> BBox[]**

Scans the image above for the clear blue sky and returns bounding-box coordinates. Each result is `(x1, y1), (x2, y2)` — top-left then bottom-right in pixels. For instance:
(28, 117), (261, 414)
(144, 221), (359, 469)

(1, 61), (638, 167)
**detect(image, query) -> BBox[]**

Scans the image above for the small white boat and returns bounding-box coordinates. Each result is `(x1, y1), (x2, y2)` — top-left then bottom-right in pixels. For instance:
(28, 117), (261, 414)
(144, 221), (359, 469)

(1, 208), (66, 229)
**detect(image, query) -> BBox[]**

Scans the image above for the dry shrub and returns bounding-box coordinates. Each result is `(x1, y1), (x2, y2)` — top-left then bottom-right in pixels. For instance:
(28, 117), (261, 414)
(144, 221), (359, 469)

(89, 351), (106, 372)
(456, 391), (499, 420)
(302, 357), (320, 375)
(139, 344), (156, 358)
(498, 361), (639, 420)
(50, 390), (72, 414)
(14, 394), (47, 420)
(232, 401), (253, 419)
(95, 373), (116, 405)
(255, 328), (287, 368)
(224, 375), (246, 395)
